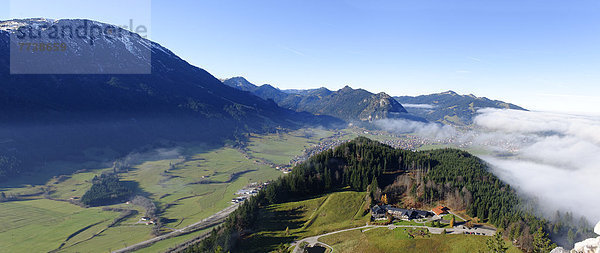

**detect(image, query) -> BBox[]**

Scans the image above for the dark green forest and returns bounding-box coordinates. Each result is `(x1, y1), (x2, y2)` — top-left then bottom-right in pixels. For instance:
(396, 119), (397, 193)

(80, 173), (137, 207)
(184, 137), (589, 253)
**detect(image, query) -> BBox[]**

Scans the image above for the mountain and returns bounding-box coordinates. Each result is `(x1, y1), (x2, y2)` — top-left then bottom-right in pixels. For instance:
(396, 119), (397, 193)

(279, 86), (411, 122)
(219, 76), (257, 92)
(394, 90), (526, 125)
(223, 77), (421, 122)
(0, 19), (339, 180)
(0, 19), (301, 124)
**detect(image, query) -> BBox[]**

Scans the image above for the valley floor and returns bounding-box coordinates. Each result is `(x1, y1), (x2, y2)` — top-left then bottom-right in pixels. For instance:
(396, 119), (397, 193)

(0, 128), (340, 252)
(0, 127), (476, 252)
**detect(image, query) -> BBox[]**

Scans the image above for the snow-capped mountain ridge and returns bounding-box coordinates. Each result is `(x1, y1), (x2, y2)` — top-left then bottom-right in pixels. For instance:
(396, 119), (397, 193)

(0, 18), (178, 74)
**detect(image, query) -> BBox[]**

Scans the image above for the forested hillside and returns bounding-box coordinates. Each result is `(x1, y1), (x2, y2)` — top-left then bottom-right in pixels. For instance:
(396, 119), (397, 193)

(183, 137), (582, 253)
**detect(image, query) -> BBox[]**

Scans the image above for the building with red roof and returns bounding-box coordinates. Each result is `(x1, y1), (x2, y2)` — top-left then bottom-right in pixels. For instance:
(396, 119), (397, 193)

(432, 205), (449, 216)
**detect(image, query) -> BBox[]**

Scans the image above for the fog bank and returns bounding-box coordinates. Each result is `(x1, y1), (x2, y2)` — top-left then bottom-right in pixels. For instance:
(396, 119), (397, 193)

(473, 109), (600, 223)
(374, 118), (456, 139)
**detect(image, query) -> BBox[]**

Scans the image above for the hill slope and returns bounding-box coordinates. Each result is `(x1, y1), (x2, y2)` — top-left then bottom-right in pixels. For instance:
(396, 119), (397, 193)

(235, 191), (369, 252)
(223, 77), (420, 122)
(185, 137), (557, 253)
(394, 91), (526, 125)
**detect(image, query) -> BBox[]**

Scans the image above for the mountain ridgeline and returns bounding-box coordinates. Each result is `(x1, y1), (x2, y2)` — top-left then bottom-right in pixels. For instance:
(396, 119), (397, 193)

(395, 91), (526, 125)
(185, 137), (559, 253)
(0, 19), (341, 181)
(223, 77), (424, 122)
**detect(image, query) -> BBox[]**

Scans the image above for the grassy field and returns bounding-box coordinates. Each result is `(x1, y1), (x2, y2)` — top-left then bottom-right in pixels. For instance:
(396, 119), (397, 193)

(62, 226), (154, 252)
(246, 128), (334, 165)
(57, 146), (284, 252)
(237, 191), (370, 252)
(117, 147), (281, 229)
(319, 227), (523, 253)
(0, 199), (119, 253)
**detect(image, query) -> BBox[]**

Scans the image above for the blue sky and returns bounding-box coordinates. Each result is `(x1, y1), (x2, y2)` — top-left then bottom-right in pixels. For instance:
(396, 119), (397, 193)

(2, 0), (600, 113)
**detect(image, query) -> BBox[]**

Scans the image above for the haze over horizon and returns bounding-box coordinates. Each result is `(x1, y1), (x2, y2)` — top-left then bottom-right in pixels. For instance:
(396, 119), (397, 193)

(2, 0), (600, 114)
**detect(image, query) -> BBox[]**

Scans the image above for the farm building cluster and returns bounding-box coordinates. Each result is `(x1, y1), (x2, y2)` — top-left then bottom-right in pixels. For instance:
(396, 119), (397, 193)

(231, 182), (269, 203)
(139, 216), (156, 225)
(275, 166), (292, 174)
(371, 204), (449, 221)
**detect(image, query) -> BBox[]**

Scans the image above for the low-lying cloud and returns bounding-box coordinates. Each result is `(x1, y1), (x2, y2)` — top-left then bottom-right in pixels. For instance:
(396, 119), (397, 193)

(402, 103), (436, 109)
(473, 109), (600, 223)
(374, 118), (456, 139)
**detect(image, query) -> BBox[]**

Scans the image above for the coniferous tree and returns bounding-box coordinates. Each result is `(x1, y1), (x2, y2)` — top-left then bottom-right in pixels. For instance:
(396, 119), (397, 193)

(533, 227), (555, 253)
(487, 231), (508, 253)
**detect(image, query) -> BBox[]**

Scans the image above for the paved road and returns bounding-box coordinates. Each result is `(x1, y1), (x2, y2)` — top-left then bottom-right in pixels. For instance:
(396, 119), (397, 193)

(291, 223), (496, 253)
(112, 203), (240, 253)
(291, 225), (371, 253)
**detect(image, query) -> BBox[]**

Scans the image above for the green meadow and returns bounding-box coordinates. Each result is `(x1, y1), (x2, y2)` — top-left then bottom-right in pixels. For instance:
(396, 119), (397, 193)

(319, 227), (523, 253)
(237, 191), (371, 252)
(246, 128), (334, 165)
(0, 199), (119, 252)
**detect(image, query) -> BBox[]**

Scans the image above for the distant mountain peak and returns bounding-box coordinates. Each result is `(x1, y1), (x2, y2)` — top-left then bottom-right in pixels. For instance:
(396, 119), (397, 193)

(222, 76), (257, 91)
(259, 84), (278, 89)
(440, 90), (458, 95)
(227, 76), (250, 82)
(340, 85), (353, 91)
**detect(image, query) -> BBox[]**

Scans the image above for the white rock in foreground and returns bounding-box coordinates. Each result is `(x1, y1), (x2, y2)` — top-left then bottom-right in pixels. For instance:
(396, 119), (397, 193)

(573, 237), (599, 253)
(569, 221), (600, 253)
(550, 247), (570, 253)
(552, 221), (600, 253)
